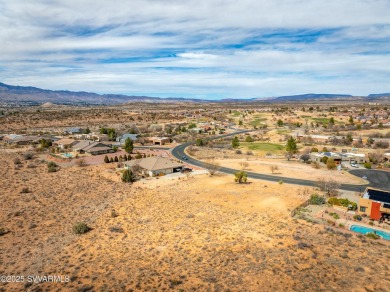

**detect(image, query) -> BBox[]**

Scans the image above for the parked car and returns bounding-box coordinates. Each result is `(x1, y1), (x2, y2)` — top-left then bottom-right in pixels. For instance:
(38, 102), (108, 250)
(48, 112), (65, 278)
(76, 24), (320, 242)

(182, 156), (188, 160)
(181, 167), (193, 173)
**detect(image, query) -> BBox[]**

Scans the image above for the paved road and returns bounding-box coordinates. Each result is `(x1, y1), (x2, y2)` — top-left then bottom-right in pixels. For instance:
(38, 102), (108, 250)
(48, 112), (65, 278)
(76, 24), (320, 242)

(170, 130), (388, 192)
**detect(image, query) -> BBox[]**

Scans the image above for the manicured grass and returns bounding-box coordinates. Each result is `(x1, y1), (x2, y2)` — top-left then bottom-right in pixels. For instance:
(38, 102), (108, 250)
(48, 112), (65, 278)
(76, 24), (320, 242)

(241, 142), (285, 152)
(248, 118), (267, 127)
(311, 117), (330, 124)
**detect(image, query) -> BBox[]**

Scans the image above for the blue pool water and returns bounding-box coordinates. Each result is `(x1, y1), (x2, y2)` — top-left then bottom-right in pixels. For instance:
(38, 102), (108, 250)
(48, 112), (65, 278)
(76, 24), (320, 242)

(61, 153), (73, 158)
(350, 225), (390, 240)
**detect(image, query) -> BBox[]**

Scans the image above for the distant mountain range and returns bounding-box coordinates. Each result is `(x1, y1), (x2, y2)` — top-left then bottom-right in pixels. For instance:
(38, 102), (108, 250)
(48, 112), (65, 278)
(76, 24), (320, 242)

(0, 82), (389, 105)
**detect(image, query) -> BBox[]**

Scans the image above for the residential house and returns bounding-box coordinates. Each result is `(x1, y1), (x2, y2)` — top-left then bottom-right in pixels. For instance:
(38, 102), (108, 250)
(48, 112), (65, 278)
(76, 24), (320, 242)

(64, 127), (83, 135)
(309, 152), (366, 164)
(147, 137), (171, 145)
(72, 141), (114, 155)
(124, 156), (184, 177)
(358, 188), (390, 220)
(3, 134), (40, 145)
(116, 134), (139, 145)
(53, 138), (78, 149)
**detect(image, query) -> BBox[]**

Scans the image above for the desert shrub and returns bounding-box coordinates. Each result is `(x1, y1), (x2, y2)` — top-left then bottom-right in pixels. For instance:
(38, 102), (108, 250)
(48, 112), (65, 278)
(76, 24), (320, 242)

(14, 157), (21, 164)
(20, 187), (30, 194)
(245, 136), (254, 142)
(339, 223), (345, 228)
(328, 197), (357, 210)
(369, 221), (374, 226)
(110, 209), (118, 218)
(366, 232), (380, 239)
(278, 180), (283, 184)
(109, 226), (124, 233)
(309, 194), (325, 205)
(246, 150), (253, 155)
(234, 171), (247, 183)
(23, 152), (34, 160)
(374, 141), (389, 149)
(326, 158), (337, 170)
(72, 222), (91, 234)
(353, 215), (362, 221)
(311, 162), (320, 169)
(235, 149), (242, 154)
(321, 156), (329, 164)
(311, 147), (319, 152)
(47, 161), (58, 172)
(364, 162), (371, 169)
(75, 158), (87, 167)
(0, 227), (6, 236)
(122, 169), (136, 183)
(112, 146), (118, 152)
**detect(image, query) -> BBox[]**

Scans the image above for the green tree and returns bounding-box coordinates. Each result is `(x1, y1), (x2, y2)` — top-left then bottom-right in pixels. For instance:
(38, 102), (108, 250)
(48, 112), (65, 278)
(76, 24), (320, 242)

(104, 155), (109, 163)
(329, 117), (335, 124)
(122, 169), (136, 183)
(285, 136), (298, 161)
(238, 120), (243, 126)
(277, 119), (284, 127)
(196, 138), (205, 146)
(232, 136), (240, 149)
(124, 137), (134, 154)
(245, 136), (254, 142)
(234, 171), (247, 184)
(326, 158), (337, 170)
(114, 156), (119, 162)
(349, 116), (354, 125)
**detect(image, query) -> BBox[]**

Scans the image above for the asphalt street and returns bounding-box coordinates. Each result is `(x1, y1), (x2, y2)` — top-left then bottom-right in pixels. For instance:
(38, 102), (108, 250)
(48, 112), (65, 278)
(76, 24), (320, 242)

(170, 130), (390, 192)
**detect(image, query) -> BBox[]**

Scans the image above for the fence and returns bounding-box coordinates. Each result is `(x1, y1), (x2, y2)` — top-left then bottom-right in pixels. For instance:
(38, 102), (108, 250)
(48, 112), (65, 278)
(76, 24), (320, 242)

(290, 199), (311, 217)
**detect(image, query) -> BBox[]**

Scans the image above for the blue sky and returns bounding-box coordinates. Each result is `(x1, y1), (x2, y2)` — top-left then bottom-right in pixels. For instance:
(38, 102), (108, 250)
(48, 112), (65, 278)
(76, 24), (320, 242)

(0, 0), (390, 99)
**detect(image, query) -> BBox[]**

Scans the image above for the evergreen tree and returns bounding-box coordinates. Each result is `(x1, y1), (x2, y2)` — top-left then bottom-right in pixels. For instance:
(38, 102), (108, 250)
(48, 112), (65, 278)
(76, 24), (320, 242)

(232, 136), (240, 149)
(104, 155), (109, 163)
(124, 137), (134, 154)
(109, 157), (114, 163)
(285, 136), (298, 161)
(122, 169), (136, 183)
(114, 156), (119, 162)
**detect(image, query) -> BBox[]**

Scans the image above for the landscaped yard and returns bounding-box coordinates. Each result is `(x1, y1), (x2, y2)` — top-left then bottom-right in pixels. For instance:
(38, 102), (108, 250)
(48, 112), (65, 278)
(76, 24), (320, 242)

(241, 142), (285, 153)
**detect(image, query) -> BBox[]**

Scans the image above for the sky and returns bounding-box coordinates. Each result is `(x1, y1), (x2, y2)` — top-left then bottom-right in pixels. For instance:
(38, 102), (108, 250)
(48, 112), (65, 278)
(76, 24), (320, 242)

(0, 0), (390, 100)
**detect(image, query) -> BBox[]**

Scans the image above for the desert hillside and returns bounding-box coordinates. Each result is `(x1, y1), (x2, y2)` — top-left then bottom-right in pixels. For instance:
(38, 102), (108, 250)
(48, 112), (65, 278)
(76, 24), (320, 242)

(0, 150), (389, 291)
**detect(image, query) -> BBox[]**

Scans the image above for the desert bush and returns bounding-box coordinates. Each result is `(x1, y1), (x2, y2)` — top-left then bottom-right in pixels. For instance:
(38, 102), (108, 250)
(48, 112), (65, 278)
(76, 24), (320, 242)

(366, 232), (380, 239)
(328, 197), (357, 210)
(353, 215), (362, 221)
(240, 161), (249, 170)
(23, 152), (34, 160)
(235, 149), (242, 154)
(278, 180), (283, 184)
(270, 165), (279, 174)
(109, 226), (124, 233)
(14, 157), (21, 164)
(364, 162), (372, 169)
(311, 162), (320, 169)
(122, 169), (136, 183)
(0, 227), (6, 236)
(75, 158), (87, 167)
(110, 209), (118, 218)
(309, 194), (325, 205)
(20, 187), (30, 194)
(234, 171), (247, 183)
(326, 158), (337, 170)
(47, 161), (58, 172)
(203, 158), (220, 176)
(72, 222), (91, 234)
(374, 141), (389, 149)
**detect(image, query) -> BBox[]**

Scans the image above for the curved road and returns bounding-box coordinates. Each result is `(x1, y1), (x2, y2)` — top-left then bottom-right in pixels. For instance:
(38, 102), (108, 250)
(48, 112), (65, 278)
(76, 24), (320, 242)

(170, 130), (387, 192)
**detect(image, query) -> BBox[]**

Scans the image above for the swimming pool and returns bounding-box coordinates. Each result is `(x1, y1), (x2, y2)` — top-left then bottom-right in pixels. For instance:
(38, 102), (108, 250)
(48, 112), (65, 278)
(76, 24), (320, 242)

(61, 153), (73, 158)
(350, 225), (390, 240)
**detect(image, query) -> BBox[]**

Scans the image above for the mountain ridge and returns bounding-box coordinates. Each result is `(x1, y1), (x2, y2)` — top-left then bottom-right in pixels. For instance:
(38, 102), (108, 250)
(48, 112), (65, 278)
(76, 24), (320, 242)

(0, 82), (389, 104)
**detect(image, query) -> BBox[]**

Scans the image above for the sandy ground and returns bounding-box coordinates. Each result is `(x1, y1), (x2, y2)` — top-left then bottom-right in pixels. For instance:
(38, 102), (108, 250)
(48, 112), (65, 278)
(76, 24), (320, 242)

(0, 150), (389, 291)
(212, 158), (367, 185)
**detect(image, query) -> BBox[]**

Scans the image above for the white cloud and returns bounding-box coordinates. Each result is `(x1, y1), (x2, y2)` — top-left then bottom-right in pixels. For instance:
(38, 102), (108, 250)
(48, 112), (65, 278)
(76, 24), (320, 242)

(0, 0), (389, 98)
